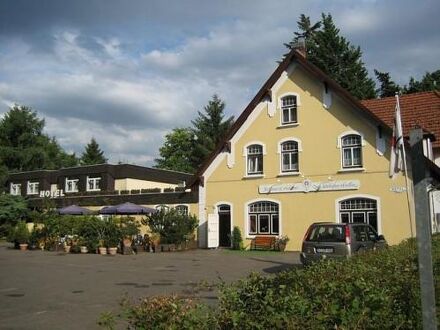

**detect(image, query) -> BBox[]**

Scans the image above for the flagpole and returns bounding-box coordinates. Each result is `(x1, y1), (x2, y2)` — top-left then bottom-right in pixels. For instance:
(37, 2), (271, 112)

(396, 92), (414, 238)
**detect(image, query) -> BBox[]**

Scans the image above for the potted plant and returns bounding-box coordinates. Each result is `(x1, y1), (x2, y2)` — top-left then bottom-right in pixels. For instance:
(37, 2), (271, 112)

(78, 237), (88, 254)
(63, 236), (74, 253)
(276, 235), (290, 252)
(14, 221), (30, 251)
(105, 220), (121, 255)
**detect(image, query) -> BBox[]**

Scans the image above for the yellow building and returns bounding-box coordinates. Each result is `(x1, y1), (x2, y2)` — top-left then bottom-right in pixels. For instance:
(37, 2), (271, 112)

(191, 49), (416, 251)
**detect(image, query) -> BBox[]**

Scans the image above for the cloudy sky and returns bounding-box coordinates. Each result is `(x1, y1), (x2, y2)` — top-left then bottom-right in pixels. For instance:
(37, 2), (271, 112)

(1, 0), (439, 166)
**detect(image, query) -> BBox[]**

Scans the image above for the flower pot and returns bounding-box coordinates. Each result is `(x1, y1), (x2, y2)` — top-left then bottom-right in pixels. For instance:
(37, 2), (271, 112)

(19, 243), (28, 251)
(278, 243), (286, 252)
(99, 247), (107, 255)
(64, 245), (71, 253)
(122, 238), (132, 247)
(108, 247), (117, 255)
(80, 246), (88, 254)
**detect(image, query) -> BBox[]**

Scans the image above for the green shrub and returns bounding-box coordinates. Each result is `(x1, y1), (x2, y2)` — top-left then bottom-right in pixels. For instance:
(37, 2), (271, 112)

(231, 226), (243, 250)
(0, 194), (28, 238)
(9, 221), (30, 245)
(99, 296), (216, 330)
(144, 208), (197, 244)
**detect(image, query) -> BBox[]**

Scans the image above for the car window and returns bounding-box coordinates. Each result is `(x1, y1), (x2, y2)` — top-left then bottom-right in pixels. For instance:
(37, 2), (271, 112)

(366, 226), (378, 241)
(307, 225), (345, 242)
(352, 225), (368, 242)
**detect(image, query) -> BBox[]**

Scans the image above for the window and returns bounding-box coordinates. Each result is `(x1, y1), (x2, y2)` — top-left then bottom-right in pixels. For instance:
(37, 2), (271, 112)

(247, 144), (263, 175)
(339, 198), (378, 232)
(86, 177), (101, 191)
(156, 204), (170, 212)
(65, 178), (79, 193)
(281, 95), (297, 125)
(10, 183), (21, 196)
(341, 134), (362, 168)
(175, 205), (188, 215)
(27, 181), (39, 195)
(281, 141), (299, 172)
(248, 201), (279, 235)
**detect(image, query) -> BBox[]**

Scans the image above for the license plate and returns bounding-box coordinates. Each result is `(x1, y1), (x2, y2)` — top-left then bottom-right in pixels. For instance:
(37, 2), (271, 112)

(316, 247), (334, 253)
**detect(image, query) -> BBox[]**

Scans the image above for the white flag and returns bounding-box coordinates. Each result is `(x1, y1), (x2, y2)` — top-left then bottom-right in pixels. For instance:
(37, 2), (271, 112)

(389, 94), (404, 178)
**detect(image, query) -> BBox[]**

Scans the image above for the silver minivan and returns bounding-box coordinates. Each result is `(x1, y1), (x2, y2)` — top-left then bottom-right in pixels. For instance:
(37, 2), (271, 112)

(300, 222), (387, 266)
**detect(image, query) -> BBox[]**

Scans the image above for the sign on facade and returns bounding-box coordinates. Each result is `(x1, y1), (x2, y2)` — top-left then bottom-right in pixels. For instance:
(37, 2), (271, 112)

(259, 179), (360, 194)
(39, 190), (65, 198)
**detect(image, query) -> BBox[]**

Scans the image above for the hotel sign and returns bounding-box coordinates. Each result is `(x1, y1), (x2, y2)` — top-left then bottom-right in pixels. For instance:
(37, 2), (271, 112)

(259, 179), (360, 194)
(39, 189), (65, 198)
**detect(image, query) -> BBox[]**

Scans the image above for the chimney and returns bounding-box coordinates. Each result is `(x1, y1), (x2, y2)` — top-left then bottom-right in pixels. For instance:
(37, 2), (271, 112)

(293, 37), (306, 58)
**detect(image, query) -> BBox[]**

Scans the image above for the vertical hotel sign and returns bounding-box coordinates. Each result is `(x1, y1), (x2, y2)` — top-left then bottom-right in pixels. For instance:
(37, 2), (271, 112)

(259, 179), (360, 194)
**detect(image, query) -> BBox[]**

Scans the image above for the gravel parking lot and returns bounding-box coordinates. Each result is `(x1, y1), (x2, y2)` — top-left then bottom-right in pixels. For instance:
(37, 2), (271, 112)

(0, 243), (300, 330)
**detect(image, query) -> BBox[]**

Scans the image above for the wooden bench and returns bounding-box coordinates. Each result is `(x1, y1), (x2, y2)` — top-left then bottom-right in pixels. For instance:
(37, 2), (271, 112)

(251, 236), (276, 250)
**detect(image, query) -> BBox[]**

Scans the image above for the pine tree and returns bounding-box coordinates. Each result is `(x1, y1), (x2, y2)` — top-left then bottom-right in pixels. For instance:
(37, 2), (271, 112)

(80, 138), (107, 165)
(286, 13), (376, 100)
(403, 69), (440, 94)
(191, 95), (234, 168)
(374, 70), (401, 98)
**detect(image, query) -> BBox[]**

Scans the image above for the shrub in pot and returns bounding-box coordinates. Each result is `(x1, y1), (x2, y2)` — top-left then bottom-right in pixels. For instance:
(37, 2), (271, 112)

(275, 235), (290, 251)
(231, 226), (243, 250)
(104, 219), (122, 255)
(13, 221), (30, 251)
(119, 217), (140, 247)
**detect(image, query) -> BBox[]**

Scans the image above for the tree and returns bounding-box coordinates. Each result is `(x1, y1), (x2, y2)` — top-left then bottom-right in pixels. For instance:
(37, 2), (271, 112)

(286, 13), (376, 100)
(0, 105), (78, 173)
(191, 95), (234, 168)
(0, 194), (28, 238)
(374, 70), (401, 98)
(80, 138), (107, 165)
(155, 128), (196, 173)
(155, 95), (234, 173)
(403, 69), (440, 94)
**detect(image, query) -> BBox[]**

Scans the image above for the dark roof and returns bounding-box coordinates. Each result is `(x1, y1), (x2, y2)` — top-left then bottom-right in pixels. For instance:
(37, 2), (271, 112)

(361, 91), (440, 148)
(189, 48), (392, 187)
(7, 163), (192, 185)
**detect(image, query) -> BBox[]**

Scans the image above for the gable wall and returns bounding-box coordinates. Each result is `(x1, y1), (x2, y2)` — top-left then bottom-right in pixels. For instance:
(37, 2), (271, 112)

(202, 63), (414, 250)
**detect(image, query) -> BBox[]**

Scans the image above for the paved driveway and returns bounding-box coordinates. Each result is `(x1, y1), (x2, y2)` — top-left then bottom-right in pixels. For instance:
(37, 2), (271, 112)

(0, 243), (300, 330)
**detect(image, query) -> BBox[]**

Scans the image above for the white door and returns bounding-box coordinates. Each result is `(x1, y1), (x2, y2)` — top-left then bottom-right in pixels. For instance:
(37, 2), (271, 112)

(207, 213), (219, 248)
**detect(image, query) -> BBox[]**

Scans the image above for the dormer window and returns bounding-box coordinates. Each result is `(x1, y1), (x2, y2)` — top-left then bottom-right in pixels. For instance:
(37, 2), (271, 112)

(281, 95), (297, 125)
(27, 181), (39, 195)
(86, 176), (101, 191)
(10, 183), (21, 196)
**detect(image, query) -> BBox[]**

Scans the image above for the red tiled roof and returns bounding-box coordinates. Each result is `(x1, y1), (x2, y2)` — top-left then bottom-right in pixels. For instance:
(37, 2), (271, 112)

(362, 91), (440, 147)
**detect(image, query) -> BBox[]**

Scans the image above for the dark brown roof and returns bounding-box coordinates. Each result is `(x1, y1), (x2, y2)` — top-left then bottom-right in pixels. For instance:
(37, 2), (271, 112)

(189, 48), (392, 187)
(361, 91), (440, 147)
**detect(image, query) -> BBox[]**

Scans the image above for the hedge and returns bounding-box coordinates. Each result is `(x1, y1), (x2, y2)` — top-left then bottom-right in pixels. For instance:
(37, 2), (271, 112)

(100, 235), (440, 329)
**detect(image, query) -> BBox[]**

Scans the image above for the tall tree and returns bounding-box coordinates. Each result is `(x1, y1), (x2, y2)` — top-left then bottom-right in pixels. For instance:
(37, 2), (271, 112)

(286, 13), (376, 100)
(0, 104), (78, 173)
(403, 69), (440, 94)
(155, 128), (196, 173)
(374, 70), (401, 98)
(80, 138), (107, 165)
(191, 95), (234, 168)
(155, 95), (234, 173)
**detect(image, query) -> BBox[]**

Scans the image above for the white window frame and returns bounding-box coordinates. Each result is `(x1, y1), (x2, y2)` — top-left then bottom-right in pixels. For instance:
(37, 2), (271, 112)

(65, 178), (79, 193)
(175, 204), (189, 215)
(278, 137), (302, 175)
(86, 176), (101, 192)
(337, 131), (366, 171)
(27, 181), (39, 195)
(243, 142), (266, 177)
(278, 92), (301, 127)
(155, 204), (170, 212)
(245, 199), (282, 238)
(335, 194), (382, 235)
(10, 183), (21, 196)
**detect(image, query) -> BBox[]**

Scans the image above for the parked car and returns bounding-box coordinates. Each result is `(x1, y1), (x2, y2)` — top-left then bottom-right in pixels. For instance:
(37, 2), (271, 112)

(300, 222), (387, 266)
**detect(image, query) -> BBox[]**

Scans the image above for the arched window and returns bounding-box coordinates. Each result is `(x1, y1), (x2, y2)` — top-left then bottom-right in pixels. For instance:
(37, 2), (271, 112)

(248, 201), (279, 235)
(341, 134), (362, 168)
(247, 144), (263, 175)
(281, 95), (297, 125)
(281, 141), (299, 172)
(339, 198), (378, 231)
(155, 204), (170, 212)
(175, 205), (188, 215)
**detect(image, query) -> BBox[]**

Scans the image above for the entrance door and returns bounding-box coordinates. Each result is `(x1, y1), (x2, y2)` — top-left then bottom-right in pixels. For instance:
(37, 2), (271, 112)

(218, 204), (231, 247)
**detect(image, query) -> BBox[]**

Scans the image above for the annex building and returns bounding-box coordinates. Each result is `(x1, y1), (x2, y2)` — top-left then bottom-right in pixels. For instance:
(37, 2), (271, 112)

(191, 48), (439, 251)
(6, 164), (198, 215)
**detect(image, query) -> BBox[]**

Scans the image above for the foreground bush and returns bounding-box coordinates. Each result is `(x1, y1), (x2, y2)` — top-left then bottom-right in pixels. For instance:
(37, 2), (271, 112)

(101, 236), (440, 329)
